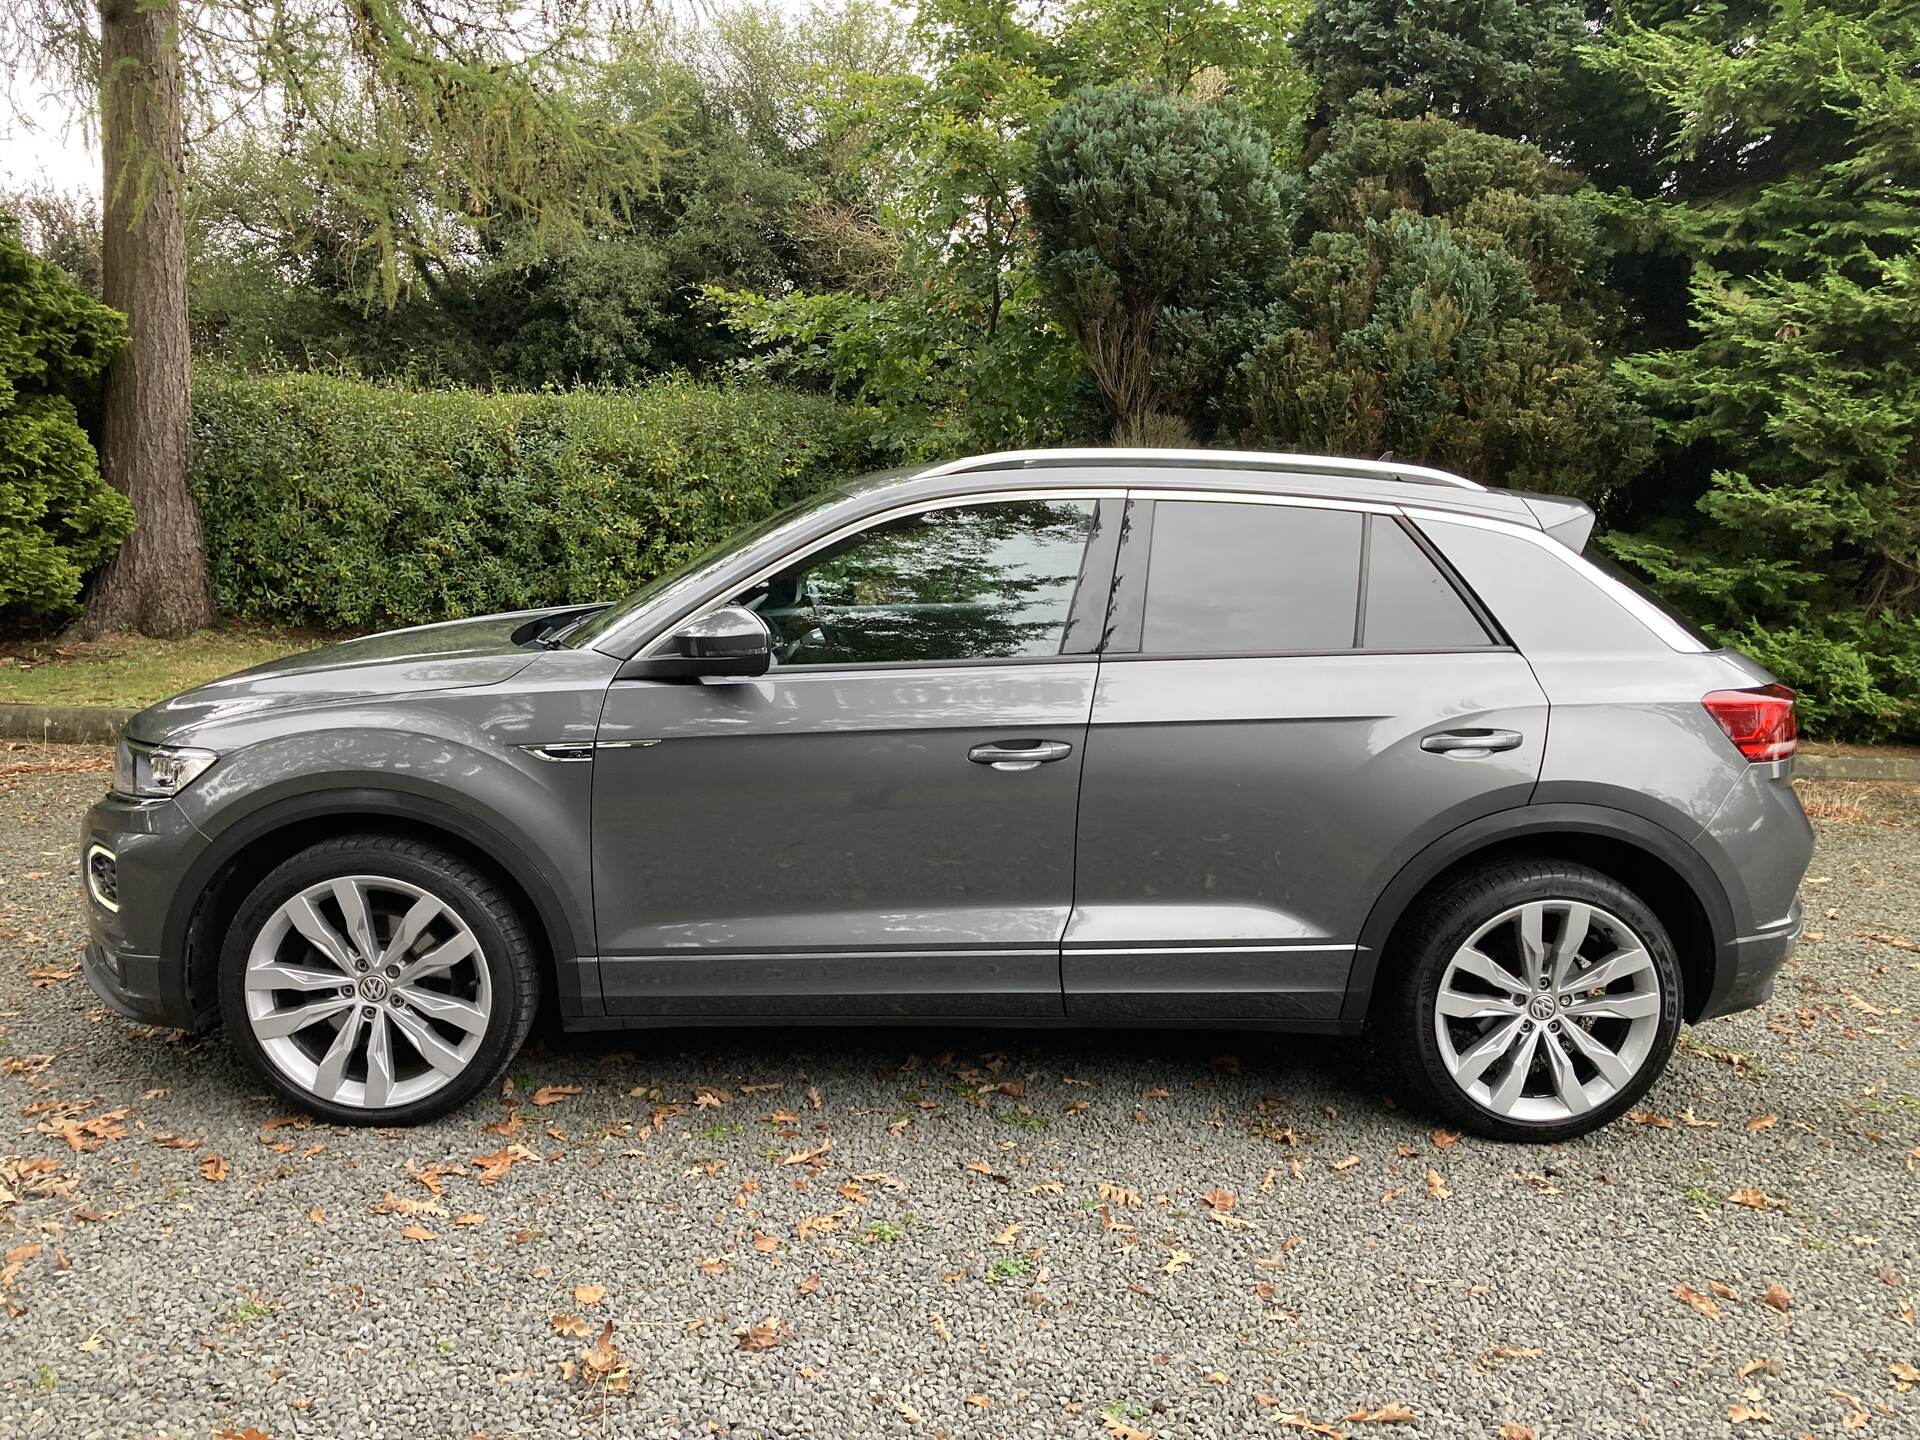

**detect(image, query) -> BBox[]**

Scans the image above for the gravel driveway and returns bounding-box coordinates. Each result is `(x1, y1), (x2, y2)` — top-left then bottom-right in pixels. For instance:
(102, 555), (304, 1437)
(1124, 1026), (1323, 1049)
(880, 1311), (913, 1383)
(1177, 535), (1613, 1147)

(2, 746), (1917, 1440)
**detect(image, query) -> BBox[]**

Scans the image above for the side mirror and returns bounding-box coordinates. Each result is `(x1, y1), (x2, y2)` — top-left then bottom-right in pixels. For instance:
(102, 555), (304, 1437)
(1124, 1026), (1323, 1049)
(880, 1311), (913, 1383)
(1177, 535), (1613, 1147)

(618, 605), (772, 680)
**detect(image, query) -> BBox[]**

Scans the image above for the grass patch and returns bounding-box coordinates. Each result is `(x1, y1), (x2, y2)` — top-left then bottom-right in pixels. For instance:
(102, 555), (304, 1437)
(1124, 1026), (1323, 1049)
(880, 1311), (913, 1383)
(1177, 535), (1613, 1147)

(0, 624), (331, 710)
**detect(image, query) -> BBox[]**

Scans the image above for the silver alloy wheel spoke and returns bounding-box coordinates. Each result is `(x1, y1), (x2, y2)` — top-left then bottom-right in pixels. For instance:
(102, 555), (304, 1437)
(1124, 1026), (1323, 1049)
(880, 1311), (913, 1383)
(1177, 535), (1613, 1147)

(331, 878), (379, 965)
(254, 995), (354, 1039)
(243, 873), (492, 1111)
(1452, 1013), (1526, 1088)
(287, 895), (356, 971)
(312, 1006), (368, 1100)
(380, 895), (445, 967)
(246, 962), (350, 993)
(396, 931), (477, 986)
(1548, 903), (1590, 991)
(386, 1005), (468, 1077)
(1433, 897), (1662, 1123)
(1448, 946), (1529, 999)
(397, 986), (487, 1034)
(364, 1010), (396, 1110)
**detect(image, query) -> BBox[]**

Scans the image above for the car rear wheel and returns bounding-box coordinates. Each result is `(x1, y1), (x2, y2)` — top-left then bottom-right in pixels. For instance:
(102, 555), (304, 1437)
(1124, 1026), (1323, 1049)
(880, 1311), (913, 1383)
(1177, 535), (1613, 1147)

(219, 835), (537, 1126)
(1386, 859), (1683, 1142)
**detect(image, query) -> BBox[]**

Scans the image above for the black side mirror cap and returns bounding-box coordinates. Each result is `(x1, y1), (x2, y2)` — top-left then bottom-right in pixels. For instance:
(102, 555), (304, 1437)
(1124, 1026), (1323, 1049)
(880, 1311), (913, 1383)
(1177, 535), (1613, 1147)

(617, 606), (771, 681)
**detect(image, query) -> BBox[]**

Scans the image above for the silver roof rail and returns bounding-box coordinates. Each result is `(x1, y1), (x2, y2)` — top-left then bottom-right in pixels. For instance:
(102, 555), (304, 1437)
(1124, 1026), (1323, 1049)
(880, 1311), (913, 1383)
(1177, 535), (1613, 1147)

(918, 447), (1485, 491)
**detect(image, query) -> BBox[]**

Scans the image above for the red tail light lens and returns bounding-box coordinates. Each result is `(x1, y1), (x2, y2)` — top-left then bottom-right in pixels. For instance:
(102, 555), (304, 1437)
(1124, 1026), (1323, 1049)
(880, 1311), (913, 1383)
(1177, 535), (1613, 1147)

(1702, 683), (1798, 763)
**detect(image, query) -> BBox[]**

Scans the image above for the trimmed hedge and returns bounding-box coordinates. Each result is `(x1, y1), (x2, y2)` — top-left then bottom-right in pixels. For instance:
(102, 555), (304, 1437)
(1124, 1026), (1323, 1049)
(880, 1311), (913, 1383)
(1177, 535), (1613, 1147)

(191, 370), (879, 630)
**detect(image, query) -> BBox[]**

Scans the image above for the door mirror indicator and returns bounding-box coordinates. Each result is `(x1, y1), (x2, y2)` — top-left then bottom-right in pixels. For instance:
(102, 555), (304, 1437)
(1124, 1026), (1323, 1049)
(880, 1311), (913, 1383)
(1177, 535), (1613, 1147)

(618, 606), (772, 680)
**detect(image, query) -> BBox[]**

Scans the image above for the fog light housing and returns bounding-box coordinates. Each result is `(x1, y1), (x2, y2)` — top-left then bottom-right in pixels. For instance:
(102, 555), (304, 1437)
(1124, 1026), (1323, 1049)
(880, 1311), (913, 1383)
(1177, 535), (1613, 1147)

(86, 844), (120, 912)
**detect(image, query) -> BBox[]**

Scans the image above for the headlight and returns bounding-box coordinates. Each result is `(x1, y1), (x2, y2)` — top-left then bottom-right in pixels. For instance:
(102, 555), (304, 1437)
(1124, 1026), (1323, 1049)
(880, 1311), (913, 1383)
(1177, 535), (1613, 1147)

(112, 739), (220, 799)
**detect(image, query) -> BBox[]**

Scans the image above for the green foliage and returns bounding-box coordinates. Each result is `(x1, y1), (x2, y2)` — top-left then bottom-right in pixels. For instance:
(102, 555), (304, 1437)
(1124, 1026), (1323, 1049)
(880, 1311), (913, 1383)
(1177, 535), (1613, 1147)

(1232, 107), (1649, 503)
(1295, 0), (1588, 141)
(0, 211), (134, 625)
(1595, 2), (1920, 739)
(190, 369), (878, 629)
(1030, 84), (1291, 436)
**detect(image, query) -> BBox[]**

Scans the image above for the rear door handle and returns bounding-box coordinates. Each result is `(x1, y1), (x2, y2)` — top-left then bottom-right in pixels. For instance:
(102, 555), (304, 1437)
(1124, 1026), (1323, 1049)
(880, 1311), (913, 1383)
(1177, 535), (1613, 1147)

(969, 740), (1074, 771)
(1421, 728), (1524, 756)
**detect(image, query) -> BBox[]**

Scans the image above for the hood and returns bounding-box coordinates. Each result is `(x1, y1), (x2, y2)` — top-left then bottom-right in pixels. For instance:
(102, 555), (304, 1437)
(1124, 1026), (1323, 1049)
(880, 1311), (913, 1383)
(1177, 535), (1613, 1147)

(126, 607), (581, 743)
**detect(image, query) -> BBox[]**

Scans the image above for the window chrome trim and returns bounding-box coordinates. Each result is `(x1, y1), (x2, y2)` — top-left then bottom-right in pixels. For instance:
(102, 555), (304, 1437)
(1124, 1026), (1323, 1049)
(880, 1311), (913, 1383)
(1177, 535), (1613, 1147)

(1126, 487), (1396, 515)
(1401, 506), (1711, 655)
(633, 488), (1124, 661)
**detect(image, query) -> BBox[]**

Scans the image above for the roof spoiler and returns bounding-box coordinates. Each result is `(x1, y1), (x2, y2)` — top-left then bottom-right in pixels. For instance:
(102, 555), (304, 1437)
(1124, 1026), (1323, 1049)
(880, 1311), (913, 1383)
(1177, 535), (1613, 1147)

(1514, 492), (1596, 553)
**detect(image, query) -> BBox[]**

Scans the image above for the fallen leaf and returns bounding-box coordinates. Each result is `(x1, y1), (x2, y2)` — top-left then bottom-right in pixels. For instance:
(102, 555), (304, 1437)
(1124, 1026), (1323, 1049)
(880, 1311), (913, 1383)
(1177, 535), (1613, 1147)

(470, 1144), (540, 1184)
(1162, 1249), (1192, 1275)
(400, 1224), (435, 1243)
(1763, 1283), (1791, 1313)
(1497, 1426), (1536, 1440)
(736, 1319), (789, 1351)
(199, 1154), (229, 1183)
(1745, 1114), (1779, 1131)
(1201, 1187), (1235, 1213)
(1341, 1401), (1416, 1424)
(454, 1212), (485, 1227)
(1330, 1155), (1361, 1172)
(531, 1085), (581, 1106)
(1276, 1415), (1342, 1438)
(964, 1393), (991, 1409)
(1892, 1360), (1920, 1390)
(752, 1232), (780, 1253)
(1674, 1282), (1721, 1319)
(1102, 1418), (1151, 1440)
(1628, 1111), (1674, 1130)
(552, 1314), (591, 1337)
(1431, 1129), (1459, 1149)
(1710, 1280), (1741, 1303)
(796, 1273), (820, 1297)
(1425, 1168), (1451, 1200)
(574, 1284), (605, 1307)
(308, 1206), (324, 1224)
(1728, 1188), (1779, 1211)
(1727, 1402), (1772, 1424)
(992, 1221), (1021, 1245)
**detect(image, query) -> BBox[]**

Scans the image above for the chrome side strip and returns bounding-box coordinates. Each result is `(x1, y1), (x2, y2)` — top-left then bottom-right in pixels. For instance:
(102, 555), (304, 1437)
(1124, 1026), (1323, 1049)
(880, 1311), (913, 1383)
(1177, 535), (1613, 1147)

(519, 743), (596, 763)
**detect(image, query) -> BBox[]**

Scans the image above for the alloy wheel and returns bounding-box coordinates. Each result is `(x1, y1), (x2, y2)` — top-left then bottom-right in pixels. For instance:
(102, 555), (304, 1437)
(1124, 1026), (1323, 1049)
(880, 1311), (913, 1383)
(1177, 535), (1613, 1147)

(1432, 899), (1662, 1124)
(242, 874), (493, 1110)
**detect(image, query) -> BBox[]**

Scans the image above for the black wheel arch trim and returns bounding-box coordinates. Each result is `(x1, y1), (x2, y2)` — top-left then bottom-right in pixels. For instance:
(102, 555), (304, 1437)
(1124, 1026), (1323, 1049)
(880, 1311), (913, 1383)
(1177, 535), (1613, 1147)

(1341, 802), (1736, 1026)
(165, 784), (596, 1020)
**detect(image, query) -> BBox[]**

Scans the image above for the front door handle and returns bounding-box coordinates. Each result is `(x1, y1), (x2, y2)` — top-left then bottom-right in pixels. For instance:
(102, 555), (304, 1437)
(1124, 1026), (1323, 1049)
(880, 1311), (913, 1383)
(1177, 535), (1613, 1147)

(1421, 728), (1524, 757)
(968, 739), (1074, 772)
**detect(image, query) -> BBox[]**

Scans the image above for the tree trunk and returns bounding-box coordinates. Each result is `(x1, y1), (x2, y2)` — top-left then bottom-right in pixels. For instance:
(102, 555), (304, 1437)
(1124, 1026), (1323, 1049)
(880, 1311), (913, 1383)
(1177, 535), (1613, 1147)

(83, 0), (215, 638)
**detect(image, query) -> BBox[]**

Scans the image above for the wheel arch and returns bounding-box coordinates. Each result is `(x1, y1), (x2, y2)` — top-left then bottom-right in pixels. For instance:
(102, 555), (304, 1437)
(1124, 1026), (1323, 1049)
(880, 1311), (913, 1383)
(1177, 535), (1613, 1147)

(1344, 804), (1734, 1027)
(167, 787), (593, 1024)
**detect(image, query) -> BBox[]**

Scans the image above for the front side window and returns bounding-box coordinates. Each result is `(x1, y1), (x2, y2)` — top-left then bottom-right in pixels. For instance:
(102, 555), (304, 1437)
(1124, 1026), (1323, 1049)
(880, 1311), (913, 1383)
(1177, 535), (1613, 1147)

(1142, 501), (1363, 654)
(734, 500), (1097, 667)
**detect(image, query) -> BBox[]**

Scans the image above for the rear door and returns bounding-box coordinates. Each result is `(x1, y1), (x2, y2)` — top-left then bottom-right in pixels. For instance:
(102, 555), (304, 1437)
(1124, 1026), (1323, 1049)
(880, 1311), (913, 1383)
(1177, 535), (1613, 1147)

(1064, 492), (1549, 1020)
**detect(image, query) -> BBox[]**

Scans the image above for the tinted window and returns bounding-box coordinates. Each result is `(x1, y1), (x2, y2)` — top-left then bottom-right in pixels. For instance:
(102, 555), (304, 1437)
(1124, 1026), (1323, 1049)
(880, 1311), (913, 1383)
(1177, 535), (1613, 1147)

(1142, 501), (1362, 654)
(736, 500), (1096, 666)
(1361, 517), (1493, 649)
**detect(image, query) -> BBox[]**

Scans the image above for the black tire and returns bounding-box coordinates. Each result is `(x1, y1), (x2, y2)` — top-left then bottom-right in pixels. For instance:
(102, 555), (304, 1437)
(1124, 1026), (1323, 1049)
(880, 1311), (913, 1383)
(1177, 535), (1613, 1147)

(218, 834), (538, 1126)
(1381, 858), (1683, 1143)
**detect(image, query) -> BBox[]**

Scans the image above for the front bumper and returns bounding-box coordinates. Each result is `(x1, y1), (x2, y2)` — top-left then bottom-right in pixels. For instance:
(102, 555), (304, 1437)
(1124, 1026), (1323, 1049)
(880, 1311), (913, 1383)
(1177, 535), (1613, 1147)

(80, 793), (209, 1030)
(1695, 900), (1803, 1023)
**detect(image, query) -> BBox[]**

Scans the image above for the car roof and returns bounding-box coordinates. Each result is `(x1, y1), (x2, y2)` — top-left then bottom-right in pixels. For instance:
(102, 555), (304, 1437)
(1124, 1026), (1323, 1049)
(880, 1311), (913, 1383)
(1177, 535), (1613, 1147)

(835, 448), (1549, 528)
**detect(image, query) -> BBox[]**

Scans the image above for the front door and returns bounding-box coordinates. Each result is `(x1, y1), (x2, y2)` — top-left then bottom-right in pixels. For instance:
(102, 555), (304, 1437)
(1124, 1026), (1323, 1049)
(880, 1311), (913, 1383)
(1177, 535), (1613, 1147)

(592, 496), (1118, 1017)
(1066, 494), (1550, 1019)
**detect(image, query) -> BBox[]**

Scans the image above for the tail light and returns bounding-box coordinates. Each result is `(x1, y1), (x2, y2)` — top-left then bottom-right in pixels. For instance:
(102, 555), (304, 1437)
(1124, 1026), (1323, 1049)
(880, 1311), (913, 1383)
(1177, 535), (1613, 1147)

(1702, 683), (1798, 763)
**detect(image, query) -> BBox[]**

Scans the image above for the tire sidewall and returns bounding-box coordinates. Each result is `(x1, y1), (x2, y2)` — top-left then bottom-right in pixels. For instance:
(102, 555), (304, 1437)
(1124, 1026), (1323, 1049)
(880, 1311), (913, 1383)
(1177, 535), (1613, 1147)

(218, 840), (528, 1126)
(1406, 867), (1684, 1142)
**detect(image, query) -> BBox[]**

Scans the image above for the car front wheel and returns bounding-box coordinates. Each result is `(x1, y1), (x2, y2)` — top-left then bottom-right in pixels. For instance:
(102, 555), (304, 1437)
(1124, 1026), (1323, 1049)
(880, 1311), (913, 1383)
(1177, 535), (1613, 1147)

(218, 835), (537, 1126)
(1387, 859), (1684, 1142)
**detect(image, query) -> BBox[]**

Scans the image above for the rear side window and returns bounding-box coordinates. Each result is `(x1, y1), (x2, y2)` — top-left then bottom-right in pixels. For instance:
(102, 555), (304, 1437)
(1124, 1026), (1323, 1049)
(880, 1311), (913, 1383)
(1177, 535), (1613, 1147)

(1141, 501), (1362, 654)
(1361, 516), (1493, 649)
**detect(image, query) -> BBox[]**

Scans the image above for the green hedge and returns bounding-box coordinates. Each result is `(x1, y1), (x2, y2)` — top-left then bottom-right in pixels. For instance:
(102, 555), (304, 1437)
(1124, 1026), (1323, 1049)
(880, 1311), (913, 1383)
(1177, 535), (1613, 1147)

(191, 370), (878, 629)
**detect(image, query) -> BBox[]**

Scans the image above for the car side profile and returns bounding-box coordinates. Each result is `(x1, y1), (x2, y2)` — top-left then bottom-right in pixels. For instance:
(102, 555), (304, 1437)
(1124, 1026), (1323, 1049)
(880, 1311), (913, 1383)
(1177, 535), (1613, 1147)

(80, 449), (1812, 1140)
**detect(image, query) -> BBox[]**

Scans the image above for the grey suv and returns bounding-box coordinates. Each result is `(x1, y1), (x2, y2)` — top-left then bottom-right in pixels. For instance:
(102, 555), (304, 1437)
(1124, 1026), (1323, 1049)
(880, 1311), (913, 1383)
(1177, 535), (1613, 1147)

(81, 450), (1811, 1140)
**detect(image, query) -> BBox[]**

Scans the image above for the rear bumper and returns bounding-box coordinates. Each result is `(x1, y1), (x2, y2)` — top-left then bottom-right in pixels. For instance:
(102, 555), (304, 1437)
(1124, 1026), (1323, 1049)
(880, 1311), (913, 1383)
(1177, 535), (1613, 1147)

(1695, 900), (1802, 1022)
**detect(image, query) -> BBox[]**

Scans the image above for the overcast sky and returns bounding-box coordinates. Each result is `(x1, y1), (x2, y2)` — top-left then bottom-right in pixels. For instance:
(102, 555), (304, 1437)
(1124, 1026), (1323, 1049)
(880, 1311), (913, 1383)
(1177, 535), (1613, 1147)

(1, 87), (97, 194)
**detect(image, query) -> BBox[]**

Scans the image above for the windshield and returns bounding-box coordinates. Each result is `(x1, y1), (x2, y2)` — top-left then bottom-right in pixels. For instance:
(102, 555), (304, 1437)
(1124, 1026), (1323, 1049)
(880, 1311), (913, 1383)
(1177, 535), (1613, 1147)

(562, 490), (846, 651)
